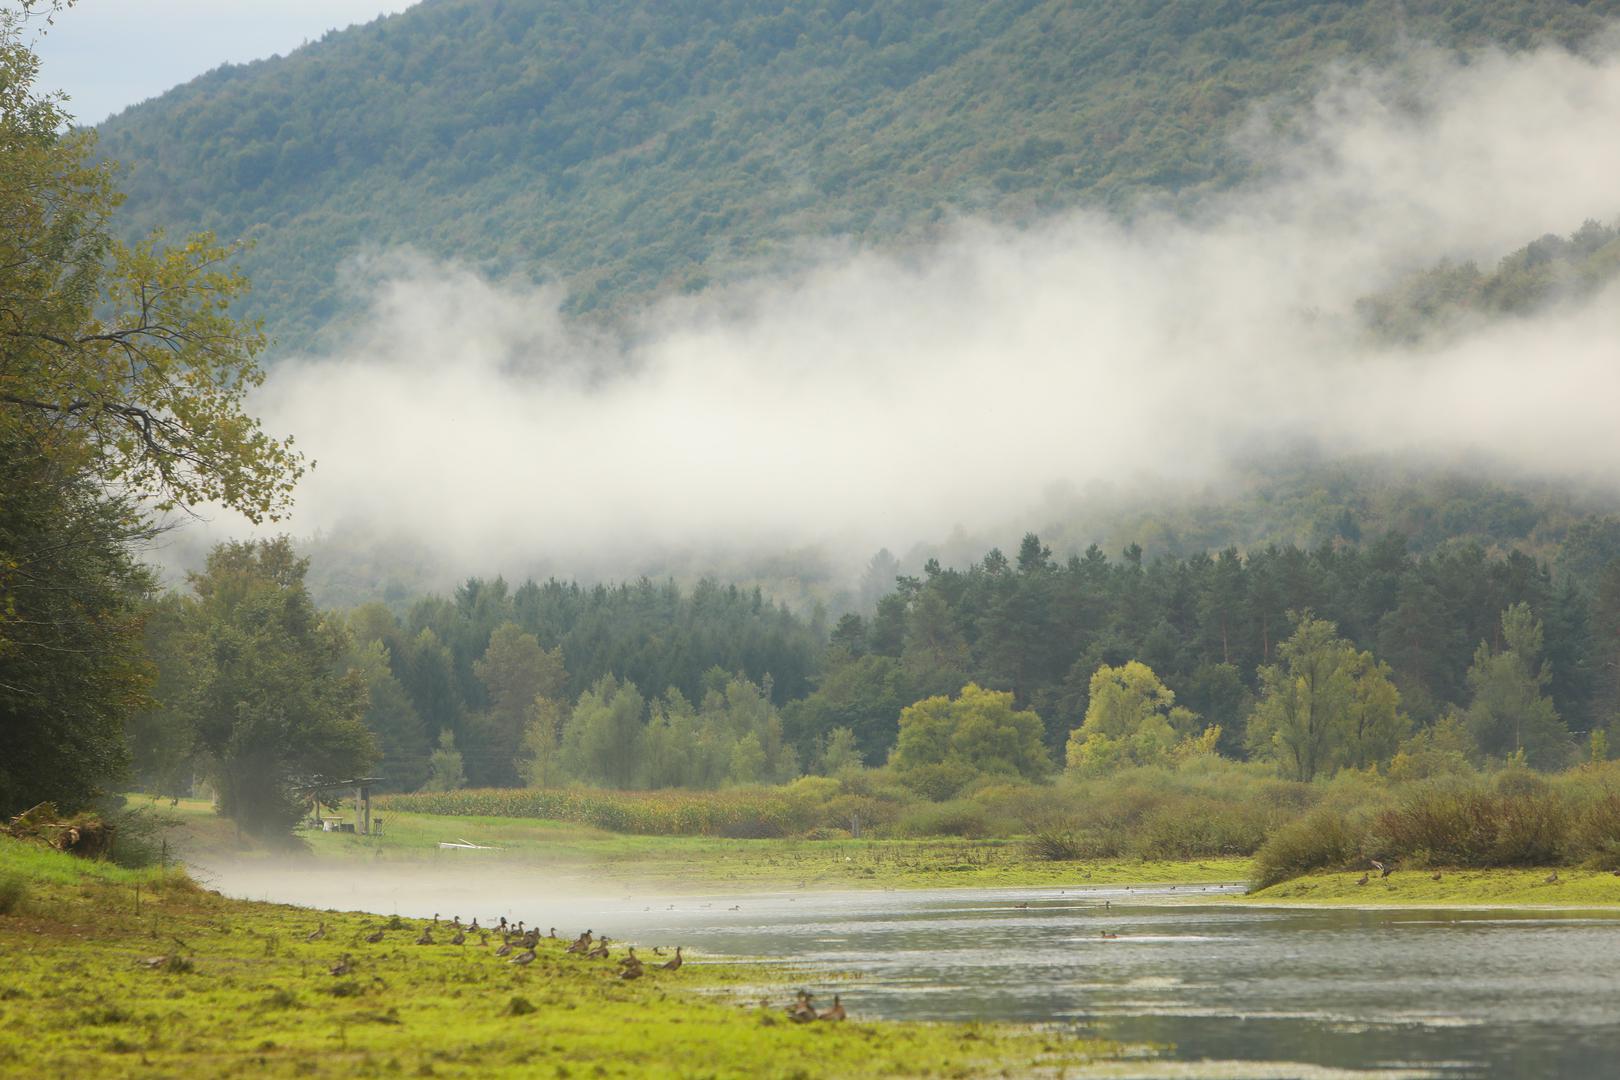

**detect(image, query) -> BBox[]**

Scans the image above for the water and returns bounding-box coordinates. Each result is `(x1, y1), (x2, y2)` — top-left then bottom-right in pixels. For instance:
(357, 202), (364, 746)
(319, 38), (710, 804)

(202, 863), (1620, 1078)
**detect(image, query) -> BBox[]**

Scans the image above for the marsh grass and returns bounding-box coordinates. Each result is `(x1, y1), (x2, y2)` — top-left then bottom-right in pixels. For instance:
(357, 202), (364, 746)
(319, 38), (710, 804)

(0, 837), (1129, 1079)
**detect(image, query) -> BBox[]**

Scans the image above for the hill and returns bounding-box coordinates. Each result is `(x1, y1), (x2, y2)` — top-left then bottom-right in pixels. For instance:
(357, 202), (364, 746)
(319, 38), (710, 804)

(94, 0), (1620, 351)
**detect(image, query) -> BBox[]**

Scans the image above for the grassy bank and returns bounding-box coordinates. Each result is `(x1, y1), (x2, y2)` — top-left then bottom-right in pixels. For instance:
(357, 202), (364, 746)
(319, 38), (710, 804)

(0, 836), (1131, 1078)
(1243, 866), (1620, 907)
(154, 797), (1249, 891)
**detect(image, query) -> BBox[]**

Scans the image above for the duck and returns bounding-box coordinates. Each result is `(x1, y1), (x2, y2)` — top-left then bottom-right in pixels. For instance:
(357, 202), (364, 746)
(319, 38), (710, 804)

(415, 928), (435, 946)
(1545, 871), (1561, 885)
(652, 946), (666, 957)
(329, 954), (354, 977)
(306, 922), (326, 943)
(1431, 871), (1443, 882)
(1100, 930), (1119, 940)
(660, 946), (683, 971)
(566, 931), (594, 955)
(450, 929), (466, 946)
(509, 948), (536, 966)
(495, 936), (514, 958)
(587, 937), (612, 960)
(818, 994), (846, 1022)
(548, 927), (557, 940)
(1356, 873), (1369, 886)
(787, 991), (817, 1023)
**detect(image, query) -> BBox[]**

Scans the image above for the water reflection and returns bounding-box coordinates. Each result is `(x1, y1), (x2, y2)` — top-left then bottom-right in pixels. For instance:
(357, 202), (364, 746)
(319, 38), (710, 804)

(202, 864), (1620, 1078)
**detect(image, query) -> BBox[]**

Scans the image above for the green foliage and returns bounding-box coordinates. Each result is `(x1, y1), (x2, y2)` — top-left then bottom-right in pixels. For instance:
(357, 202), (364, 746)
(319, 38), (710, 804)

(1065, 661), (1202, 773)
(421, 730), (466, 792)
(1252, 807), (1367, 889)
(91, 0), (1620, 347)
(892, 684), (1050, 797)
(1358, 221), (1620, 343)
(1246, 615), (1408, 781)
(171, 539), (377, 835)
(0, 441), (147, 816)
(1465, 602), (1572, 768)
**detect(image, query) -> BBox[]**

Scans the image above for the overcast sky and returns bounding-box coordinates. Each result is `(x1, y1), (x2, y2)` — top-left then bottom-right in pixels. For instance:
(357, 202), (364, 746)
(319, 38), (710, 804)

(29, 1), (419, 125)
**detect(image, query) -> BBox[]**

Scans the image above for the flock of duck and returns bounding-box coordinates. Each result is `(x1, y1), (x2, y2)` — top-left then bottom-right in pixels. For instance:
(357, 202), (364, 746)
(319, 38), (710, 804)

(303, 913), (846, 1018)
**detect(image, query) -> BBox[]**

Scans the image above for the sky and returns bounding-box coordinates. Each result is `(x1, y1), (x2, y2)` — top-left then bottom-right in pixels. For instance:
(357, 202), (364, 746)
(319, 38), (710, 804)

(28, 1), (418, 125)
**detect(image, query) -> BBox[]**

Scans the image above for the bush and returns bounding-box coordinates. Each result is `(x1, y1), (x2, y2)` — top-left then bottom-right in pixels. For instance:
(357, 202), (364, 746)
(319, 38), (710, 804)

(1573, 792), (1620, 868)
(0, 872), (28, 915)
(1371, 782), (1570, 867)
(895, 800), (992, 839)
(1252, 808), (1365, 888)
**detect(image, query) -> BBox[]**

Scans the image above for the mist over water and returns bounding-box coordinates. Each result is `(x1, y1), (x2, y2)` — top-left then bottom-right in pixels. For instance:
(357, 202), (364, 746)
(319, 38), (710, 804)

(204, 40), (1620, 583)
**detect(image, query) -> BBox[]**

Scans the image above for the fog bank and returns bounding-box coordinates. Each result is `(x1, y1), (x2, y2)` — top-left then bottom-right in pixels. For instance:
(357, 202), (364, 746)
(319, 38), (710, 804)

(209, 41), (1620, 583)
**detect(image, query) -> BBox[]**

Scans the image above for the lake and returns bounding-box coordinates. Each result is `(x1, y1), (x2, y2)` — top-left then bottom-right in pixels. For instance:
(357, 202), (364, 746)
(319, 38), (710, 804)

(200, 861), (1620, 1078)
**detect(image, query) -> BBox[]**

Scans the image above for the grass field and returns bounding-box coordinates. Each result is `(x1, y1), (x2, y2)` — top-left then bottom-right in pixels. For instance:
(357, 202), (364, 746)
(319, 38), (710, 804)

(146, 796), (1251, 892)
(0, 836), (1133, 1078)
(1242, 865), (1620, 907)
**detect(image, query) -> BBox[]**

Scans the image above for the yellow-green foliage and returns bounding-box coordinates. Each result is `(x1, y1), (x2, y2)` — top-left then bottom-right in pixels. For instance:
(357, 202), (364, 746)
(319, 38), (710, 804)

(0, 837), (1124, 1078)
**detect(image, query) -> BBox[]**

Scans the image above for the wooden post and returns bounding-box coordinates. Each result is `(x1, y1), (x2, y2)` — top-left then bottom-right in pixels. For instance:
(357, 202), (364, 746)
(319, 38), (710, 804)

(362, 785), (372, 836)
(355, 784), (366, 835)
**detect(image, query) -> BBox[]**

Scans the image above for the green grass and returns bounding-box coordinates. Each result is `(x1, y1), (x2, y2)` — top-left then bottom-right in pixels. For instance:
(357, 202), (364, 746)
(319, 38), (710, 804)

(152, 796), (1250, 891)
(1243, 866), (1620, 907)
(0, 836), (1130, 1078)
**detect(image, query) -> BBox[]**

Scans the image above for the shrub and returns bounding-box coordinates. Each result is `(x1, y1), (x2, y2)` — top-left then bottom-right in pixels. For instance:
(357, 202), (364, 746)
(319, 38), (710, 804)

(1573, 792), (1620, 868)
(0, 872), (28, 916)
(1252, 808), (1365, 888)
(895, 800), (992, 839)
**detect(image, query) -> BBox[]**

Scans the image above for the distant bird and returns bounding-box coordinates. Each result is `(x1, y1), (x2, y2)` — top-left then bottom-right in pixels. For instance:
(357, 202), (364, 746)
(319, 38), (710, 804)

(509, 949), (536, 966)
(1100, 930), (1119, 940)
(548, 927), (557, 940)
(587, 937), (612, 960)
(1381, 864), (1394, 879)
(306, 922), (326, 942)
(432, 913), (440, 926)
(1356, 873), (1369, 886)
(1014, 902), (1029, 910)
(498, 917), (508, 931)
(415, 928), (435, 946)
(1370, 860), (1384, 873)
(787, 991), (817, 1023)
(329, 954), (354, 977)
(818, 994), (846, 1022)
(652, 946), (666, 957)
(365, 928), (385, 944)
(450, 929), (466, 946)
(729, 905), (741, 911)
(469, 918), (479, 932)
(1545, 871), (1561, 885)
(660, 946), (683, 971)
(566, 931), (594, 955)
(495, 937), (514, 958)
(478, 933), (489, 947)
(1431, 872), (1443, 882)
(451, 915), (462, 929)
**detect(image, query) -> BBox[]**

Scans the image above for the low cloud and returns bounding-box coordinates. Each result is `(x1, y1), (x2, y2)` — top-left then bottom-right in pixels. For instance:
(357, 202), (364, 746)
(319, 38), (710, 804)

(206, 40), (1620, 586)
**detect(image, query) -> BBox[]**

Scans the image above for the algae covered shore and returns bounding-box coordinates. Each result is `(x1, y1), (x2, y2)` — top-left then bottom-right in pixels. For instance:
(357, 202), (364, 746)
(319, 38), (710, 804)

(0, 836), (1133, 1079)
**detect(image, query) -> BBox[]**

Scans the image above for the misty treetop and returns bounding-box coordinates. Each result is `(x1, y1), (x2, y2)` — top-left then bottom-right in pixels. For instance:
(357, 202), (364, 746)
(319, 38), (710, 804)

(92, 0), (1620, 348)
(123, 526), (1620, 812)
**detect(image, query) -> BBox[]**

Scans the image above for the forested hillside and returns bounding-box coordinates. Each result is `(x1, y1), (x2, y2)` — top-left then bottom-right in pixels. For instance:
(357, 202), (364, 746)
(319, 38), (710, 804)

(95, 0), (1620, 349)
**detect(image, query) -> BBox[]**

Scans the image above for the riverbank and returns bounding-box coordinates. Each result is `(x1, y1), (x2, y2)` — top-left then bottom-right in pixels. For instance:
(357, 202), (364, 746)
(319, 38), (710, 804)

(0, 836), (1132, 1078)
(154, 797), (1250, 892)
(1242, 866), (1620, 907)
